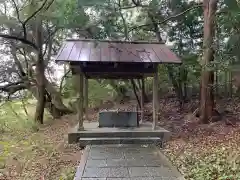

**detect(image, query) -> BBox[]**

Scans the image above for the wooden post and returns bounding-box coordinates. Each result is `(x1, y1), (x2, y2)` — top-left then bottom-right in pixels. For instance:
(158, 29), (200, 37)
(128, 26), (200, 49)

(84, 76), (89, 121)
(152, 68), (159, 130)
(141, 78), (144, 123)
(76, 71), (84, 130)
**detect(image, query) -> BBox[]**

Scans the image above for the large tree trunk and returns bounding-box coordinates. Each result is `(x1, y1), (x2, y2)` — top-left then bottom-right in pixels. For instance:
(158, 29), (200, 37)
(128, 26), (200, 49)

(34, 55), (45, 124)
(200, 0), (218, 124)
(44, 77), (73, 114)
(34, 19), (45, 124)
(29, 80), (73, 119)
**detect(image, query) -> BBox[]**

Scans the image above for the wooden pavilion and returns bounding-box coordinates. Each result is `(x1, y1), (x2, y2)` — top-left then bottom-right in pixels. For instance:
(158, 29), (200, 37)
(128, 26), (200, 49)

(55, 39), (181, 146)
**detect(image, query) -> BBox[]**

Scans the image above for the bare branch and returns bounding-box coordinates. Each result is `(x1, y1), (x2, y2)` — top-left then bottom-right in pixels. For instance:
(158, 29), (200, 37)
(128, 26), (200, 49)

(0, 81), (29, 94)
(0, 34), (38, 50)
(22, 0), (54, 39)
(10, 43), (26, 77)
(44, 27), (59, 44)
(120, 5), (148, 9)
(23, 0), (49, 25)
(11, 0), (22, 23)
(131, 0), (140, 6)
(59, 69), (71, 95)
(129, 4), (203, 32)
(44, 0), (55, 11)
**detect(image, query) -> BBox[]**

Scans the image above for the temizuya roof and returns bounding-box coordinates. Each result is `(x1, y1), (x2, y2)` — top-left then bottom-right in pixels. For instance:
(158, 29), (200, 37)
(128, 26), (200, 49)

(55, 39), (181, 63)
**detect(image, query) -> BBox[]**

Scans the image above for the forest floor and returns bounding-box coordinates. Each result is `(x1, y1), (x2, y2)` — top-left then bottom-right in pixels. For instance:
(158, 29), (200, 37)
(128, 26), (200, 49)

(0, 114), (81, 180)
(155, 98), (240, 179)
(1, 97), (240, 179)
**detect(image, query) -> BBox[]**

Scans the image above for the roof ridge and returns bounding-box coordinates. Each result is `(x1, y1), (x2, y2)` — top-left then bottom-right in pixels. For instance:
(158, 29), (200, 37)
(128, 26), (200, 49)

(65, 38), (165, 44)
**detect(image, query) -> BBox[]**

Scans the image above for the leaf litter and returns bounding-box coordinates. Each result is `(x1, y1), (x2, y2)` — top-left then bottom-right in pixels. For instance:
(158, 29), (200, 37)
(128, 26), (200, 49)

(1, 98), (240, 179)
(1, 115), (82, 180)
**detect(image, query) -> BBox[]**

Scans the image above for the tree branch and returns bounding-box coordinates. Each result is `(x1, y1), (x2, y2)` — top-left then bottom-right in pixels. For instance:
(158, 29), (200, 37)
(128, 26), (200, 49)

(0, 34), (38, 50)
(59, 69), (71, 95)
(10, 42), (26, 77)
(129, 4), (203, 32)
(11, 0), (22, 24)
(44, 0), (55, 11)
(23, 0), (49, 25)
(0, 81), (29, 94)
(22, 0), (54, 39)
(131, 0), (141, 6)
(44, 26), (59, 44)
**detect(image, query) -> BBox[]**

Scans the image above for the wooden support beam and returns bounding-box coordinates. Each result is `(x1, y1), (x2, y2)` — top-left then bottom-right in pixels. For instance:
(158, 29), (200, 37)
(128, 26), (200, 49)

(76, 72), (84, 130)
(152, 68), (159, 130)
(141, 78), (144, 123)
(84, 76), (89, 121)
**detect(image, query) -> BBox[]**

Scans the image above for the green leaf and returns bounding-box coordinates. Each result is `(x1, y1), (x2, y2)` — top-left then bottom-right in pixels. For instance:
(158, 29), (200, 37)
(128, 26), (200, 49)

(224, 0), (240, 12)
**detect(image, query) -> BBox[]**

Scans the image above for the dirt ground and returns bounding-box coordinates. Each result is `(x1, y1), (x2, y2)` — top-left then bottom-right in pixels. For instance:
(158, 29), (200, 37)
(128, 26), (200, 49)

(2, 115), (82, 180)
(2, 97), (240, 179)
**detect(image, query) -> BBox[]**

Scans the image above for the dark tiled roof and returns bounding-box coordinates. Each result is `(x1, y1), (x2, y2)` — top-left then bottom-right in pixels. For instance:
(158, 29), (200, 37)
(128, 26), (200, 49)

(55, 39), (181, 63)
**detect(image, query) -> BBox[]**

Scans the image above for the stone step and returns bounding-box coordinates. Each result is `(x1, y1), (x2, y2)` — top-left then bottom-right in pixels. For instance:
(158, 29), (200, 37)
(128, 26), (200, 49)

(77, 131), (165, 138)
(79, 137), (162, 147)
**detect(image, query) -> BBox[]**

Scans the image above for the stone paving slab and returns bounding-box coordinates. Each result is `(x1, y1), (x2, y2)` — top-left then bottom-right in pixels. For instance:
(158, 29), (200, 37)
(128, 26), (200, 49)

(74, 145), (185, 180)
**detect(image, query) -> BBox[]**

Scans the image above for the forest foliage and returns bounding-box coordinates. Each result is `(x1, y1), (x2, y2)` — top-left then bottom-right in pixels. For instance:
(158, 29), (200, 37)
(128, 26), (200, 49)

(0, 0), (240, 179)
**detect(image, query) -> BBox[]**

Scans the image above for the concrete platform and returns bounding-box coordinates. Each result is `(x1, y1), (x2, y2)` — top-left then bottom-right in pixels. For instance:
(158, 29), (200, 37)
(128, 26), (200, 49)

(74, 144), (185, 180)
(68, 122), (170, 146)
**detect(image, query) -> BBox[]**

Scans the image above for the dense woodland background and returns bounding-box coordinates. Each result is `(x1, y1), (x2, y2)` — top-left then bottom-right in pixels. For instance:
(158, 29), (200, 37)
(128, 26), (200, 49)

(0, 0), (240, 179)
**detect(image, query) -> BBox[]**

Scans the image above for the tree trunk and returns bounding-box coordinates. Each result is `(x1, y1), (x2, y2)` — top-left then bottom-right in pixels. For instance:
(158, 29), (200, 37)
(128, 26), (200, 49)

(200, 0), (218, 124)
(224, 71), (228, 97)
(29, 82), (72, 119)
(137, 79), (149, 102)
(44, 77), (73, 114)
(130, 79), (141, 107)
(167, 66), (183, 101)
(229, 71), (233, 97)
(34, 53), (45, 124)
(34, 19), (45, 124)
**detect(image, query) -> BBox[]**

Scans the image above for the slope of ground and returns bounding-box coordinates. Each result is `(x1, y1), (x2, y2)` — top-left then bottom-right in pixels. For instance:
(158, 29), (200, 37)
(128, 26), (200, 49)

(154, 98), (240, 180)
(0, 115), (81, 180)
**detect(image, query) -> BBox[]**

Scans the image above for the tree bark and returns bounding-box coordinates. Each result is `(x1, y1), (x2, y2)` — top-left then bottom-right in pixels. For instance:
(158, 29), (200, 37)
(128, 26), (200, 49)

(137, 79), (149, 102)
(29, 81), (72, 118)
(44, 77), (73, 114)
(200, 0), (218, 124)
(130, 79), (141, 108)
(229, 71), (233, 97)
(34, 19), (45, 124)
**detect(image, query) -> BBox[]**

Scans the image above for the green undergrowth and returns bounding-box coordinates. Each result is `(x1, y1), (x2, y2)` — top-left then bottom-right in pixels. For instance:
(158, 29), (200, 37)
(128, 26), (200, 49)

(0, 132), (56, 166)
(59, 167), (75, 180)
(165, 143), (240, 180)
(87, 80), (114, 107)
(0, 99), (55, 174)
(0, 99), (52, 133)
(63, 79), (114, 108)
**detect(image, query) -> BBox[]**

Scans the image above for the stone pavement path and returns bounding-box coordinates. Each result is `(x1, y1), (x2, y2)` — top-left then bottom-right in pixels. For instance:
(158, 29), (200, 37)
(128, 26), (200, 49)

(74, 144), (184, 180)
